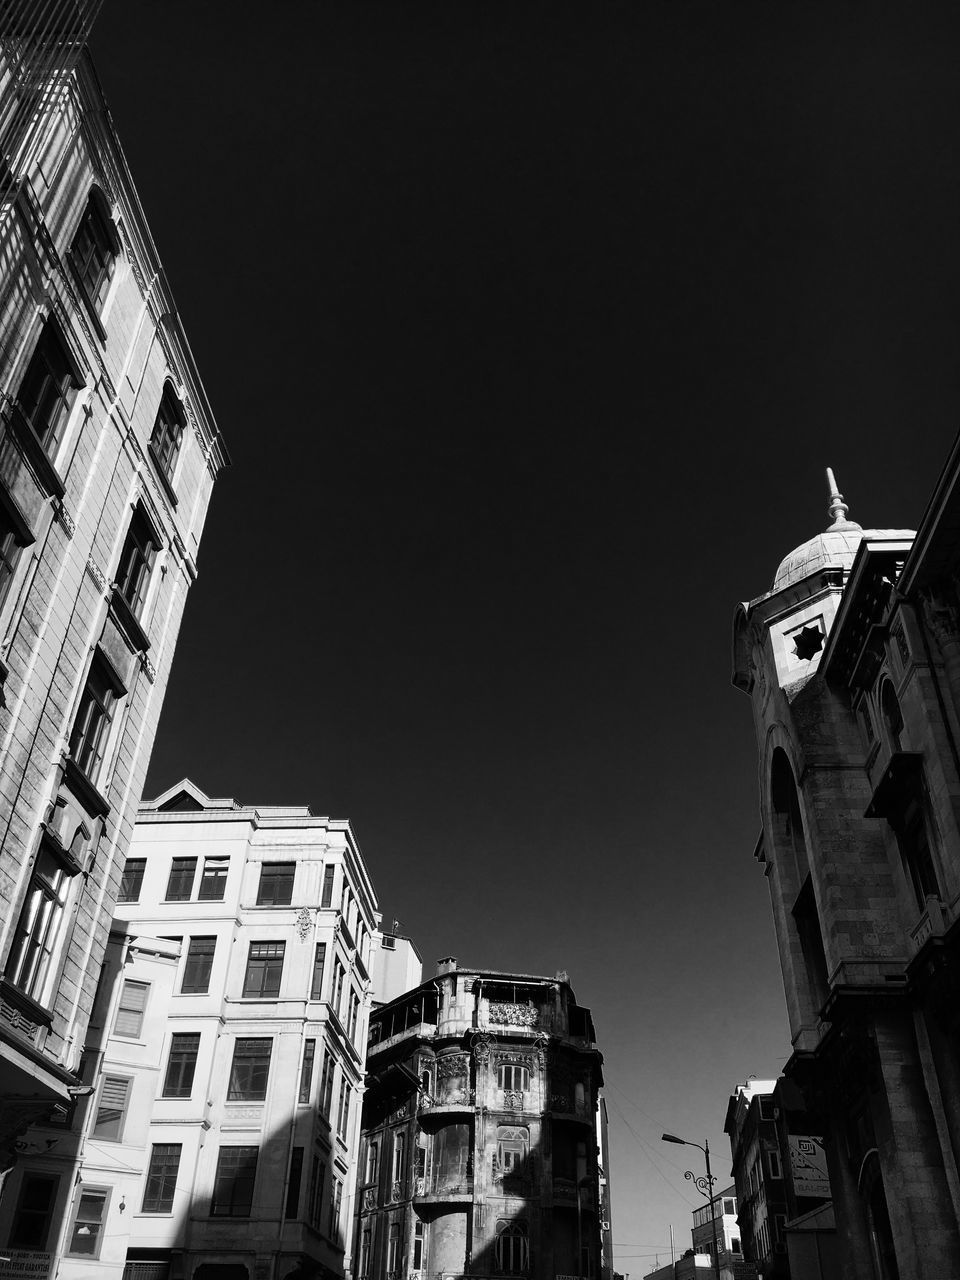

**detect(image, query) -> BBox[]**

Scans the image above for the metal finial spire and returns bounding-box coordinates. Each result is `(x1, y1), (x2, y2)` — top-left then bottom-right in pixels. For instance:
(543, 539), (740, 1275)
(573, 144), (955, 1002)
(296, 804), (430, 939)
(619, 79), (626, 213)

(826, 467), (850, 525)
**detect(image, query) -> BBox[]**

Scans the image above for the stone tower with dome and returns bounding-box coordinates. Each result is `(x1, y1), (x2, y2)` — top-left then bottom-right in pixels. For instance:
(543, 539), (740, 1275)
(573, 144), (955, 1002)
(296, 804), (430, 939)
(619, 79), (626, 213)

(732, 465), (960, 1278)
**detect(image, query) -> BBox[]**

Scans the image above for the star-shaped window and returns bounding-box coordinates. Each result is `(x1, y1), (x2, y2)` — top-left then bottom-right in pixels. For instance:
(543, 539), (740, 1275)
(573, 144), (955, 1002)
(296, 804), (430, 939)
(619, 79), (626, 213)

(793, 625), (824, 661)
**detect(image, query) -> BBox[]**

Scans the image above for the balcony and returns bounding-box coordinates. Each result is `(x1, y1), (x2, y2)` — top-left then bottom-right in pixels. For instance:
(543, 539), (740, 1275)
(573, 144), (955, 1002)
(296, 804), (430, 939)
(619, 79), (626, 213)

(414, 1176), (474, 1205)
(419, 1091), (475, 1118)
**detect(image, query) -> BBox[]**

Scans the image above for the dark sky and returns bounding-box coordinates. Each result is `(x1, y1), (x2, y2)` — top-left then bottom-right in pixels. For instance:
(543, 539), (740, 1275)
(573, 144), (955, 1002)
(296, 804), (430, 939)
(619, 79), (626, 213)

(93, 2), (960, 1264)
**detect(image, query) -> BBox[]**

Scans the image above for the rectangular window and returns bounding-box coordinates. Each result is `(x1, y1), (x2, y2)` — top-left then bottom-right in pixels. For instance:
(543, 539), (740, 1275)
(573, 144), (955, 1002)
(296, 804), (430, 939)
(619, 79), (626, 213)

(163, 1032), (200, 1098)
(359, 1226), (372, 1279)
(113, 979), (148, 1038)
(118, 857), (146, 903)
(285, 1147), (303, 1220)
(9, 1173), (60, 1248)
(759, 1098), (775, 1121)
(321, 865), (335, 908)
(497, 1064), (530, 1091)
(723, 1197), (736, 1215)
(165, 857), (197, 902)
(228, 1038), (272, 1101)
(392, 1130), (405, 1183)
(70, 192), (116, 311)
(211, 1146), (259, 1217)
(67, 1187), (109, 1257)
(336, 1078), (350, 1140)
(91, 1075), (131, 1141)
(299, 1039), (316, 1104)
(767, 1150), (782, 1179)
(320, 1054), (336, 1118)
(257, 862), (295, 906)
(413, 1220), (424, 1270)
(0, 506), (25, 613)
(69, 654), (120, 785)
(329, 1178), (342, 1240)
(242, 941), (285, 997)
(142, 1143), (182, 1213)
(115, 505), (160, 618)
(366, 1139), (379, 1185)
(333, 961), (345, 1015)
(181, 936), (215, 994)
(349, 991), (360, 1040)
(309, 1157), (326, 1230)
(198, 856), (228, 901)
(16, 321), (79, 454)
(4, 845), (73, 1000)
(310, 941), (326, 1000)
(387, 1221), (400, 1273)
(150, 386), (185, 483)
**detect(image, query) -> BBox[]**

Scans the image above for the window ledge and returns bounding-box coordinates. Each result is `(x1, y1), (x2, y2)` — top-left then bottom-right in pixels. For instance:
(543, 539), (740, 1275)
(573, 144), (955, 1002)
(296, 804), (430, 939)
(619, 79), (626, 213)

(108, 589), (151, 654)
(0, 976), (55, 1029)
(148, 444), (179, 508)
(62, 757), (111, 818)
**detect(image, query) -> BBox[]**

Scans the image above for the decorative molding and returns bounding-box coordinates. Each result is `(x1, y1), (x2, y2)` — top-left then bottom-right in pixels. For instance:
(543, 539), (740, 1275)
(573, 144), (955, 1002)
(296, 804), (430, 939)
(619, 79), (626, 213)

(53, 500), (75, 537)
(140, 653), (156, 683)
(436, 1054), (469, 1079)
(86, 556), (107, 592)
(296, 907), (313, 941)
(471, 1033), (493, 1065)
(489, 1001), (538, 1027)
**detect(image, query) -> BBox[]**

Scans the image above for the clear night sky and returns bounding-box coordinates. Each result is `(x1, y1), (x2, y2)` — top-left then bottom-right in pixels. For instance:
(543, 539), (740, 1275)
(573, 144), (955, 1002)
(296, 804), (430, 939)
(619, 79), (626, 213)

(93, 3), (960, 1268)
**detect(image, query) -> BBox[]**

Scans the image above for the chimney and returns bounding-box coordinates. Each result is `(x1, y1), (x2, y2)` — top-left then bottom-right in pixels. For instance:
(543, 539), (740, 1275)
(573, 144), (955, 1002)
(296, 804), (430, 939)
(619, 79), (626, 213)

(436, 956), (457, 975)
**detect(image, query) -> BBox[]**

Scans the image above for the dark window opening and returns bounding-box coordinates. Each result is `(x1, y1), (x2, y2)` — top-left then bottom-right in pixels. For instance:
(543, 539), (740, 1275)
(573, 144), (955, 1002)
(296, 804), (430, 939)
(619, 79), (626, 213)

(242, 941), (284, 998)
(181, 937), (215, 994)
(118, 857), (146, 903)
(257, 862), (294, 906)
(15, 321), (79, 455)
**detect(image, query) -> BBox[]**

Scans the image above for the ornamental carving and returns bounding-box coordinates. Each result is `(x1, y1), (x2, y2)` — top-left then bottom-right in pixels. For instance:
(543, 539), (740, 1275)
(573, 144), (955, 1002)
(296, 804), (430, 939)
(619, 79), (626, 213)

(0, 998), (39, 1043)
(921, 589), (960, 654)
(86, 556), (107, 592)
(390, 1179), (403, 1202)
(363, 1189), (376, 1211)
(296, 907), (312, 941)
(140, 653), (157, 682)
(502, 1090), (523, 1109)
(54, 501), (75, 537)
(489, 1001), (538, 1027)
(471, 1033), (493, 1065)
(494, 1052), (533, 1069)
(550, 1092), (571, 1112)
(436, 1054), (469, 1079)
(891, 620), (909, 667)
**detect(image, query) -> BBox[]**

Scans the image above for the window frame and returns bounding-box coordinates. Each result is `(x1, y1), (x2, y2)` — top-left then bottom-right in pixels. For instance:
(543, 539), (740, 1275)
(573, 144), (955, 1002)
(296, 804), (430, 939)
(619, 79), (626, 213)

(495, 1221), (529, 1275)
(210, 1146), (259, 1218)
(227, 1037), (273, 1102)
(118, 857), (146, 903)
(65, 1184), (111, 1258)
(91, 1074), (132, 1142)
(256, 861), (295, 906)
(299, 1039), (316, 1104)
(164, 856), (197, 902)
(242, 940), (285, 998)
(197, 855), (228, 901)
(497, 1063), (530, 1092)
(4, 841), (76, 1003)
(68, 652), (124, 788)
(14, 319), (81, 458)
(149, 384), (186, 486)
(141, 1143), (182, 1214)
(180, 936), (216, 995)
(113, 979), (149, 1039)
(8, 1172), (60, 1249)
(162, 1032), (200, 1099)
(310, 941), (326, 1000)
(69, 188), (118, 315)
(114, 503), (161, 622)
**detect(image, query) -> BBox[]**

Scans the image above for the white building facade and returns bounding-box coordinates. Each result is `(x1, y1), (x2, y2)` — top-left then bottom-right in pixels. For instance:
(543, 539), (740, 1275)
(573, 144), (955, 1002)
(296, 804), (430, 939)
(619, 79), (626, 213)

(50, 779), (381, 1280)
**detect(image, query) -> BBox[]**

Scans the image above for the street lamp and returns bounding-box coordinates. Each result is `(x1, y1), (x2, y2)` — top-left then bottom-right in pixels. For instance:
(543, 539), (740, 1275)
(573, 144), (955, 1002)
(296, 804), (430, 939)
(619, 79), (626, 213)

(661, 1133), (721, 1280)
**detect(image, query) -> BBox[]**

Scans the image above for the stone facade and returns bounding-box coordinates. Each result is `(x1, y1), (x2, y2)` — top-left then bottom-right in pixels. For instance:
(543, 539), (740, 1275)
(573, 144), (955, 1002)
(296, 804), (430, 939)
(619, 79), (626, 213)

(731, 463), (960, 1277)
(356, 959), (605, 1280)
(0, 16), (226, 1176)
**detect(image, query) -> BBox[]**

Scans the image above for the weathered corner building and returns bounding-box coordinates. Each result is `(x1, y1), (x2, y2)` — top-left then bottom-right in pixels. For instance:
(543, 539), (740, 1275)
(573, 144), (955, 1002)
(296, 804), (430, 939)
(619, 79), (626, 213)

(731, 459), (960, 1278)
(356, 959), (606, 1280)
(0, 6), (226, 1172)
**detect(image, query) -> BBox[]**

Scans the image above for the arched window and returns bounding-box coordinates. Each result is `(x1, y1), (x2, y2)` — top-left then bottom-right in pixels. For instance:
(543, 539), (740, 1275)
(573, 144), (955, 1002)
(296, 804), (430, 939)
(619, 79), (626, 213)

(495, 1221), (529, 1274)
(879, 680), (904, 752)
(69, 187), (118, 313)
(771, 749), (830, 1010)
(496, 1126), (529, 1177)
(150, 383), (186, 483)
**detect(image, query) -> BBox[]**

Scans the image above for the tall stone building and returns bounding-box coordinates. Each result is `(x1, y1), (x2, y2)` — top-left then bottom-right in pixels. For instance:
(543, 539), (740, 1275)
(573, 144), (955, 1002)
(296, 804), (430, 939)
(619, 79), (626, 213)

(731, 459), (960, 1278)
(356, 959), (605, 1280)
(0, 9), (227, 1174)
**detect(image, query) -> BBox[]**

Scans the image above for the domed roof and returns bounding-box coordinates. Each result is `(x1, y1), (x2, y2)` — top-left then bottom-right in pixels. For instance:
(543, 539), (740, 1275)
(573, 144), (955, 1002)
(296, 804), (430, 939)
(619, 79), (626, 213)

(772, 470), (914, 592)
